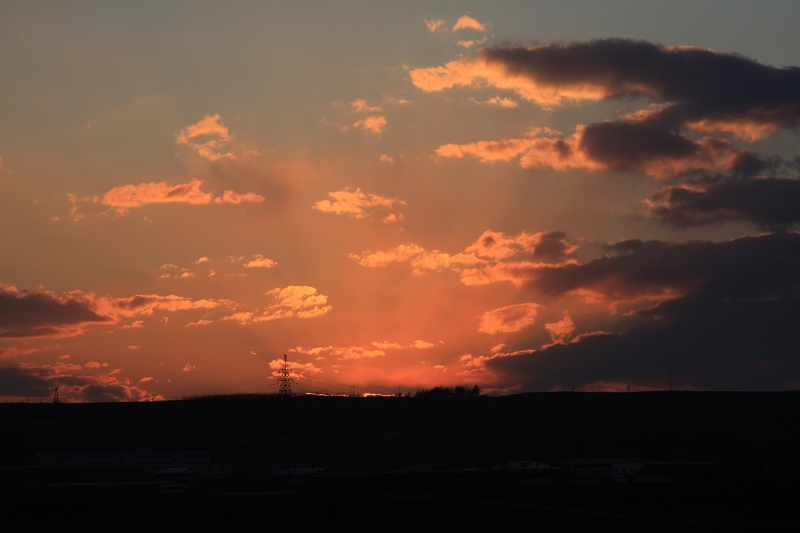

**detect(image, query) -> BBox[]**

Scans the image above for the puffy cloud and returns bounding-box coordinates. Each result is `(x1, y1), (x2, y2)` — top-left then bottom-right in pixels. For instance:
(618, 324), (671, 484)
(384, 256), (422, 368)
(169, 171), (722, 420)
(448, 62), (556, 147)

(176, 114), (236, 161)
(98, 179), (263, 214)
(647, 175), (800, 229)
(292, 339), (437, 360)
(290, 345), (384, 360)
(411, 340), (436, 349)
(379, 154), (395, 164)
(478, 303), (541, 334)
(313, 187), (405, 220)
(352, 230), (576, 279)
(353, 115), (387, 135)
(268, 358), (322, 378)
(0, 284), (112, 338)
(223, 286), (331, 324)
(453, 15), (486, 32)
(372, 341), (403, 350)
(243, 254), (278, 268)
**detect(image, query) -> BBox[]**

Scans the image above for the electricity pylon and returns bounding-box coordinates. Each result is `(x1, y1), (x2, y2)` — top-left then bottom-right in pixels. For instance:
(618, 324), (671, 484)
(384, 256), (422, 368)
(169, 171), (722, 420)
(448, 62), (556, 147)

(277, 354), (293, 397)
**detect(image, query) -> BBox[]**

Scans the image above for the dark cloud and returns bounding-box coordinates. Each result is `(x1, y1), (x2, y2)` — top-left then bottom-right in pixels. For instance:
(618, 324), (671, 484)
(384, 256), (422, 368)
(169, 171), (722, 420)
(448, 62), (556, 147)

(81, 384), (131, 403)
(532, 231), (573, 260)
(648, 176), (800, 229)
(579, 117), (698, 171)
(489, 295), (800, 391)
(489, 231), (800, 391)
(482, 39), (800, 176)
(0, 286), (111, 338)
(484, 39), (800, 130)
(0, 365), (147, 402)
(522, 232), (800, 302)
(0, 366), (54, 398)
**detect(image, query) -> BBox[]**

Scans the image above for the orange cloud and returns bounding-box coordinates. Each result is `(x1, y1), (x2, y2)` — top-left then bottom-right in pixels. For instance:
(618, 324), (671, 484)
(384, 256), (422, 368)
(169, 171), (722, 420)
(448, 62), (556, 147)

(352, 230), (577, 281)
(176, 114), (236, 161)
(97, 179), (264, 214)
(457, 37), (487, 49)
(351, 99), (381, 113)
(292, 339), (438, 360)
(159, 264), (195, 279)
(353, 115), (387, 135)
(685, 118), (778, 141)
(478, 303), (541, 334)
(243, 254), (278, 268)
(424, 18), (445, 32)
(468, 96), (518, 108)
(223, 286), (331, 324)
(106, 294), (223, 318)
(291, 345), (385, 360)
(410, 56), (610, 108)
(268, 358), (322, 378)
(213, 190), (265, 204)
(545, 312), (576, 343)
(452, 15), (486, 31)
(313, 187), (405, 220)
(0, 347), (39, 358)
(435, 126), (740, 179)
(411, 340), (436, 349)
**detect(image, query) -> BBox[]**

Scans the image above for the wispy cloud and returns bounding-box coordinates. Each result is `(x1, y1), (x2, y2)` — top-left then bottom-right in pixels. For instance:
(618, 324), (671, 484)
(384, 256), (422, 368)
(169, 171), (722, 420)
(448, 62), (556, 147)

(313, 187), (405, 221)
(478, 303), (541, 334)
(351, 98), (382, 113)
(424, 18), (446, 32)
(176, 114), (236, 161)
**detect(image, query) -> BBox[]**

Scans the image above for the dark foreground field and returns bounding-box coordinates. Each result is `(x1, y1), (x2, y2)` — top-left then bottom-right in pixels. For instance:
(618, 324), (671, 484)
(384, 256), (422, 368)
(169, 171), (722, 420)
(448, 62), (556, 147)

(2, 391), (799, 531)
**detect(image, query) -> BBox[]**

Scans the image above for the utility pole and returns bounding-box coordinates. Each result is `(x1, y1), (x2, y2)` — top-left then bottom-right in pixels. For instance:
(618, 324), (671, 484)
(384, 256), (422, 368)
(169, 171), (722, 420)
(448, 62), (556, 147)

(53, 388), (59, 404)
(277, 354), (293, 397)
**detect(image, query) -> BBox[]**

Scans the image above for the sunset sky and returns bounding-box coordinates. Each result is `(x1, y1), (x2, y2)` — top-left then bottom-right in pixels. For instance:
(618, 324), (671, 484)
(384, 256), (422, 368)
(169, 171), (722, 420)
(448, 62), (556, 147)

(2, 1), (800, 401)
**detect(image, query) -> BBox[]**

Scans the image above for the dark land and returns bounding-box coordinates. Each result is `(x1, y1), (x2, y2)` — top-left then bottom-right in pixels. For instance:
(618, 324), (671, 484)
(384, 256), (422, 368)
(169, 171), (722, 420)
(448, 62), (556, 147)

(2, 391), (800, 531)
